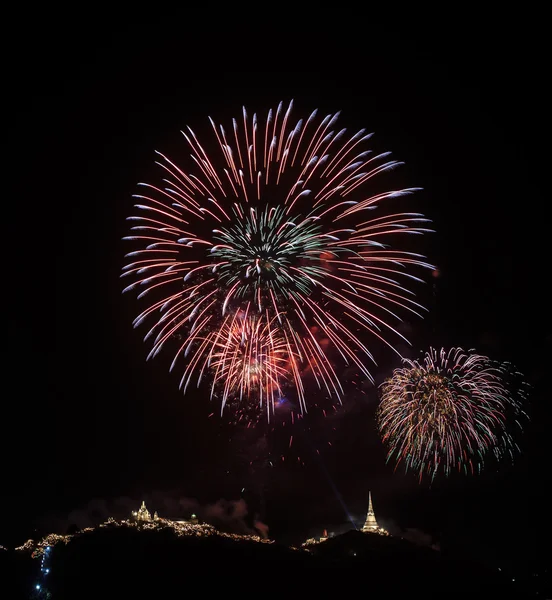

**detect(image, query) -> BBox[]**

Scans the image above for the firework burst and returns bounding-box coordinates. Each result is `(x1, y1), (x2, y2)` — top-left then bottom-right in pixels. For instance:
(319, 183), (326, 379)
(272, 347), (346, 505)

(377, 347), (529, 480)
(122, 100), (433, 419)
(207, 310), (295, 409)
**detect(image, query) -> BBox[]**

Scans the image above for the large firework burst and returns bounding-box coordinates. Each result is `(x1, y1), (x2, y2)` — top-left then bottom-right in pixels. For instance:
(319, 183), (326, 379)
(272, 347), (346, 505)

(122, 100), (433, 419)
(377, 347), (529, 480)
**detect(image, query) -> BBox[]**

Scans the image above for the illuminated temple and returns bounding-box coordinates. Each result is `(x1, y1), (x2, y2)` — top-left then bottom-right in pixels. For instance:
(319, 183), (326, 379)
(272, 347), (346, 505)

(133, 501), (154, 522)
(132, 501), (198, 525)
(303, 492), (389, 547)
(362, 491), (389, 536)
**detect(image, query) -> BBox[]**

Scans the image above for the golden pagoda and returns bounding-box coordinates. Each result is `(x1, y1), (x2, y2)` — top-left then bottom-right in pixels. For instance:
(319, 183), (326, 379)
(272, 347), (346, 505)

(362, 492), (389, 536)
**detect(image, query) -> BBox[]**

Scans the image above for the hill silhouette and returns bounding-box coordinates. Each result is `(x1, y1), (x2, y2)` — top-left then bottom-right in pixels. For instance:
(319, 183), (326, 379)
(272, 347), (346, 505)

(10, 523), (524, 599)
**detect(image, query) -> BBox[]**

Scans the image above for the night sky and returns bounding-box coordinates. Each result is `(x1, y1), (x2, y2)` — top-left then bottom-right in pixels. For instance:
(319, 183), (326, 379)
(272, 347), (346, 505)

(5, 11), (549, 570)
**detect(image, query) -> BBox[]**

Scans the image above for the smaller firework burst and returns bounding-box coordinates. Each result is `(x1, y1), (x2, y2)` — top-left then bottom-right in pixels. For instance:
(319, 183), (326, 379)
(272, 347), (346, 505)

(377, 347), (529, 480)
(205, 310), (299, 420)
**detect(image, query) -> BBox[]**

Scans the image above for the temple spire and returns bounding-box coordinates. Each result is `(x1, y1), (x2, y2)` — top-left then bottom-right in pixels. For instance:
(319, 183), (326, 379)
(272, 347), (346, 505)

(362, 490), (380, 532)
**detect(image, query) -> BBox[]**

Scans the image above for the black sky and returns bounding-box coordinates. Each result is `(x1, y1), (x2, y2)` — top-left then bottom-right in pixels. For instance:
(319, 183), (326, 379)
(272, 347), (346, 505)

(5, 11), (550, 568)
